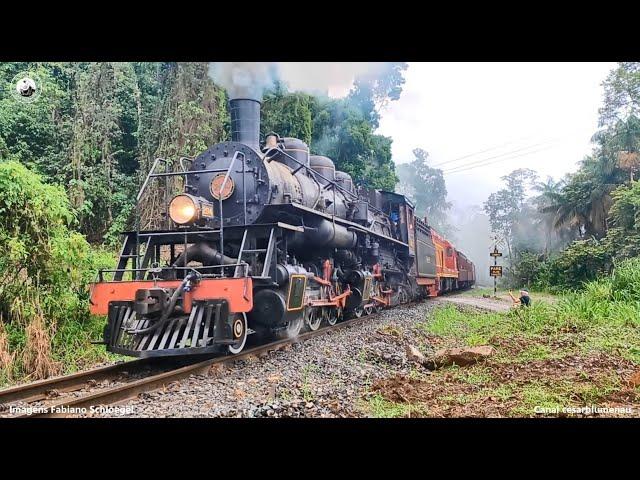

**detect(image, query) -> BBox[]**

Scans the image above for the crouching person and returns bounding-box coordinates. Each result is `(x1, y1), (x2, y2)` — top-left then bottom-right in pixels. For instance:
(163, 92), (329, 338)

(508, 289), (531, 308)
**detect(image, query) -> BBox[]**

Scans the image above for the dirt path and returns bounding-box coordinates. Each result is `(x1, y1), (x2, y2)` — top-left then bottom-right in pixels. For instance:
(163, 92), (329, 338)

(438, 293), (512, 312)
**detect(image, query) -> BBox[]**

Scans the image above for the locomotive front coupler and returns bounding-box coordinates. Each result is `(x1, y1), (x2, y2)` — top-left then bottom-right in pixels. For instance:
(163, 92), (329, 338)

(133, 287), (172, 317)
(126, 272), (200, 335)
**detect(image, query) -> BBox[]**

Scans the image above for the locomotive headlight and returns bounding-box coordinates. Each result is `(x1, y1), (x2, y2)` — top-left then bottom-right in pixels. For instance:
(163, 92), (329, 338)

(168, 194), (213, 225)
(169, 195), (197, 224)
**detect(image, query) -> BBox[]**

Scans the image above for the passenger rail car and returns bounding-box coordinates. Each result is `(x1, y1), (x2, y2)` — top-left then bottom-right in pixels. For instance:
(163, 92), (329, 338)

(89, 97), (475, 358)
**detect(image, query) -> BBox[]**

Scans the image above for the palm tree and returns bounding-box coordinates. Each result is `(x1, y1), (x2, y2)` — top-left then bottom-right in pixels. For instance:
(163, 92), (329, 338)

(538, 170), (596, 239)
(533, 177), (564, 252)
(608, 116), (640, 181)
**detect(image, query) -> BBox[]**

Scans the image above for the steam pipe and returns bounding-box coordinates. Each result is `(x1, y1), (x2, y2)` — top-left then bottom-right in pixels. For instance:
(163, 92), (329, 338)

(172, 242), (237, 267)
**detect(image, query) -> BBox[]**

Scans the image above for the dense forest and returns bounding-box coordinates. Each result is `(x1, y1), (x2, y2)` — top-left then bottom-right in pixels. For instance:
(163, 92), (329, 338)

(483, 62), (640, 291)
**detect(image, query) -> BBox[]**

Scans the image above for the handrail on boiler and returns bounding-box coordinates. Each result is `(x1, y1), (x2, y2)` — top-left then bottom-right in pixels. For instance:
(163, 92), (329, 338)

(217, 150), (245, 257)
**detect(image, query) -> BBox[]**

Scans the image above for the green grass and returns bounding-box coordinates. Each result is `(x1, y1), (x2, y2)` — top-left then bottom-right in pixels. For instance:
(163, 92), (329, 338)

(405, 260), (640, 417)
(278, 388), (293, 402)
(300, 363), (321, 401)
(1, 314), (120, 388)
(418, 303), (557, 344)
(461, 287), (498, 297)
(509, 375), (624, 416)
(490, 384), (514, 401)
(465, 332), (490, 346)
(581, 325), (640, 363)
(573, 379), (622, 404)
(364, 394), (427, 418)
(52, 314), (120, 372)
(512, 381), (570, 416)
(425, 283), (640, 354)
(451, 365), (494, 386)
(462, 287), (559, 305)
(516, 344), (553, 362)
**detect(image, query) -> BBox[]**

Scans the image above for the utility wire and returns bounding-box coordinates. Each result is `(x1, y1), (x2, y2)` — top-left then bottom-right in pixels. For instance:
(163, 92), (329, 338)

(429, 135), (559, 168)
(429, 140), (519, 168)
(444, 146), (553, 174)
(442, 138), (561, 173)
(440, 138), (561, 173)
(443, 145), (557, 174)
(431, 136), (562, 171)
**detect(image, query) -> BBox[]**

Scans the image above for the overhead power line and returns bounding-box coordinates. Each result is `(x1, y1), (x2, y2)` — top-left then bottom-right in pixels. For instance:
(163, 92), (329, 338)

(443, 144), (557, 175)
(429, 134), (565, 172)
(439, 138), (561, 173)
(429, 135), (561, 168)
(430, 140), (519, 168)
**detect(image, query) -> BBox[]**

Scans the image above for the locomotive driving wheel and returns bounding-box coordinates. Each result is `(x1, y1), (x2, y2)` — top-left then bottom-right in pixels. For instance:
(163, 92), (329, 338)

(353, 306), (364, 318)
(397, 287), (409, 305)
(305, 307), (321, 331)
(324, 307), (339, 326)
(228, 313), (248, 354)
(364, 305), (374, 316)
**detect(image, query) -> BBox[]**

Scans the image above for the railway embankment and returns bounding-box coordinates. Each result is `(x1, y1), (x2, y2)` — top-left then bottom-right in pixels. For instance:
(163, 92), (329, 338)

(10, 286), (638, 418)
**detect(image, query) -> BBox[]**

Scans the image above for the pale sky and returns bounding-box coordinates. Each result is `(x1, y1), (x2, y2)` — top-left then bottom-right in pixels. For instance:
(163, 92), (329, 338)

(376, 62), (616, 208)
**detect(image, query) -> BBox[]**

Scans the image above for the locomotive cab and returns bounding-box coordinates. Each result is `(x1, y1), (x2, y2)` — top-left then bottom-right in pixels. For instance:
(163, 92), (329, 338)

(378, 191), (416, 248)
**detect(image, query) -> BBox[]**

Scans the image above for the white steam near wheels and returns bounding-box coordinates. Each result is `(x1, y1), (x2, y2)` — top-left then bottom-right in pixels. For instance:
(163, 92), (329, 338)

(276, 315), (303, 339)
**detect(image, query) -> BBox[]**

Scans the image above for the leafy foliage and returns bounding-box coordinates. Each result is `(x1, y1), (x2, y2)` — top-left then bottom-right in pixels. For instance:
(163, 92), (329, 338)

(396, 148), (451, 232)
(542, 239), (612, 290)
(0, 62), (229, 242)
(483, 168), (538, 281)
(261, 82), (314, 144)
(260, 69), (405, 191)
(0, 160), (114, 382)
(606, 180), (640, 259)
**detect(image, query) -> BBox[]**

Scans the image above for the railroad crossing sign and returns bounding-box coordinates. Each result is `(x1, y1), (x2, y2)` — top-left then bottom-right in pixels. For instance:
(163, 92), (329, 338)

(489, 266), (503, 277)
(490, 247), (502, 258)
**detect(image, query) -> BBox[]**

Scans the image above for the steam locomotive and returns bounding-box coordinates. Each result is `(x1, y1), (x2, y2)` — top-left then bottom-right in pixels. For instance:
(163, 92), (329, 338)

(89, 98), (476, 358)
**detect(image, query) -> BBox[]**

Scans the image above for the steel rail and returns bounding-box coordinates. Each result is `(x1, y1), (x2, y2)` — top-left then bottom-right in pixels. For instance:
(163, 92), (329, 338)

(14, 304), (411, 418)
(0, 358), (153, 405)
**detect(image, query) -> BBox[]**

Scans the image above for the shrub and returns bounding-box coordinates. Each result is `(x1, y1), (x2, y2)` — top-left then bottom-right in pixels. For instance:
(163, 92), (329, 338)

(0, 160), (114, 383)
(541, 239), (612, 291)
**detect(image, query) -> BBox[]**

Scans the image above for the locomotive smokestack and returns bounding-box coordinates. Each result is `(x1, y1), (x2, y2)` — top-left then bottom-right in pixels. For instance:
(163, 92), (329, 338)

(229, 98), (261, 151)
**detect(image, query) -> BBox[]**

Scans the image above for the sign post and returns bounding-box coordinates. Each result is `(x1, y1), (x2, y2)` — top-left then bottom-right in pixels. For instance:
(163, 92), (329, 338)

(489, 238), (503, 298)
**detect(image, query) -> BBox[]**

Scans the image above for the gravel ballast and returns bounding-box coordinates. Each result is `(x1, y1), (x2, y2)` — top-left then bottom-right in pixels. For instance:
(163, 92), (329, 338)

(87, 300), (441, 418)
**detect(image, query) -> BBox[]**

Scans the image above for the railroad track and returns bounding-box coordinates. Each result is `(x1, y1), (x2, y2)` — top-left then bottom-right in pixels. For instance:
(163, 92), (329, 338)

(0, 305), (402, 418)
(0, 356), (199, 418)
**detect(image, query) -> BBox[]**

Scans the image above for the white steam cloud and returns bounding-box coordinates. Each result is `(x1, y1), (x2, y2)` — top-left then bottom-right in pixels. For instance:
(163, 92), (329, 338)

(208, 62), (277, 100)
(208, 62), (389, 100)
